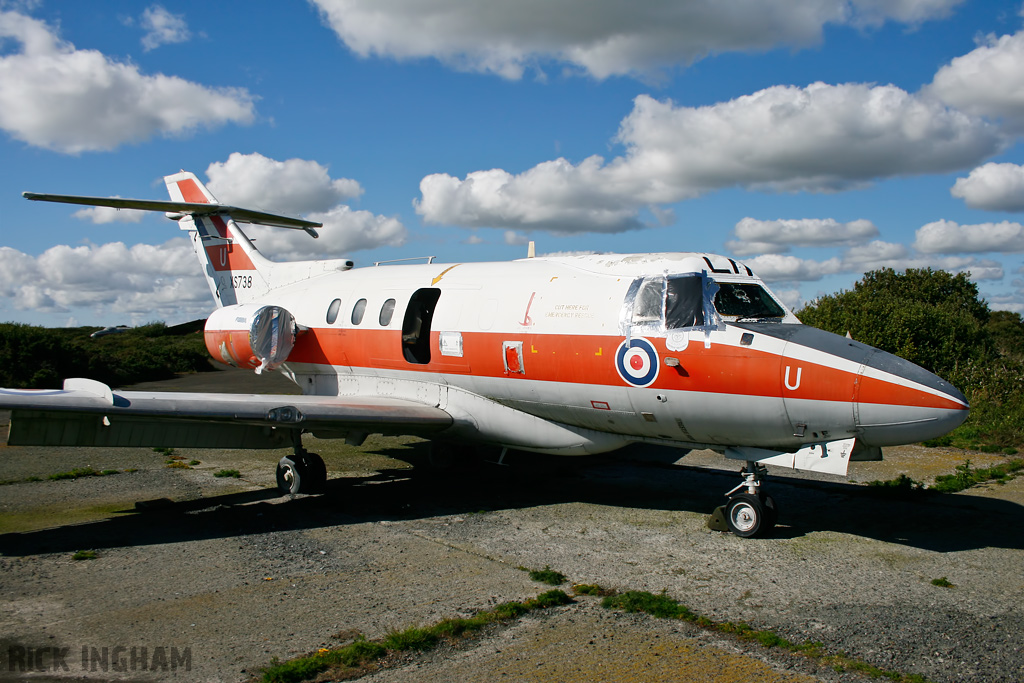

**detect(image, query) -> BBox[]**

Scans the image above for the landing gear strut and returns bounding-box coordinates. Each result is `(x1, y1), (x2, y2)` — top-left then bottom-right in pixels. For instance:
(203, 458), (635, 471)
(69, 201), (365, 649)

(276, 432), (327, 495)
(716, 461), (777, 538)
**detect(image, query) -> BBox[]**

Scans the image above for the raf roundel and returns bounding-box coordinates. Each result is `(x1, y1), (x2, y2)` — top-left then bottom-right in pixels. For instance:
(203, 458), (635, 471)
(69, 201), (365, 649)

(615, 337), (659, 387)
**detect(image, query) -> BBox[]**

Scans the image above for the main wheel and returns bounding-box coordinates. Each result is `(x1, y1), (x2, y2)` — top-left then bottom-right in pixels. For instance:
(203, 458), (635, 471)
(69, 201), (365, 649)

(276, 453), (326, 495)
(726, 493), (766, 538)
(276, 455), (305, 495)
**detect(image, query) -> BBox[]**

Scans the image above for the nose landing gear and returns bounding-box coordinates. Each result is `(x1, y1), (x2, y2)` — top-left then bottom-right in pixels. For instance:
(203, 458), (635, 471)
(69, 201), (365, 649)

(709, 461), (777, 537)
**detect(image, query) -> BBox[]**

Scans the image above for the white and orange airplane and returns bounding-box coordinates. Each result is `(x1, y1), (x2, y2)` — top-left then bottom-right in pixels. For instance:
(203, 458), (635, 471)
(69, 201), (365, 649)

(0, 172), (969, 537)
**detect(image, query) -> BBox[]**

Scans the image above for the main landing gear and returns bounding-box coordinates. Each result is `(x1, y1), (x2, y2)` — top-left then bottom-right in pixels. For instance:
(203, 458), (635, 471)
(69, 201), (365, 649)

(276, 433), (326, 495)
(713, 462), (778, 538)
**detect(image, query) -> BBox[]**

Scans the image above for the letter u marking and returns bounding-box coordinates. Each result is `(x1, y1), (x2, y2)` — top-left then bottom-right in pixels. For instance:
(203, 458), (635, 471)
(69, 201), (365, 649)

(784, 365), (802, 391)
(219, 247), (227, 267)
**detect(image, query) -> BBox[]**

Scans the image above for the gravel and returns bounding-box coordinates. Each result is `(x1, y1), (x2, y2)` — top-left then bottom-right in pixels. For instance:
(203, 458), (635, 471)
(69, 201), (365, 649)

(1, 368), (1022, 682)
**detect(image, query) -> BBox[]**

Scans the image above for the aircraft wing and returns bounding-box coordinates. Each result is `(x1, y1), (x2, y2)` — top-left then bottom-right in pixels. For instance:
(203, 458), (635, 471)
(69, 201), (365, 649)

(0, 379), (452, 449)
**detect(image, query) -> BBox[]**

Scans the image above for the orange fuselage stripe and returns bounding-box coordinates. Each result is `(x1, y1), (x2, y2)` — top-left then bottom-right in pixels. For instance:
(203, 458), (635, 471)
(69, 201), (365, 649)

(277, 328), (964, 411)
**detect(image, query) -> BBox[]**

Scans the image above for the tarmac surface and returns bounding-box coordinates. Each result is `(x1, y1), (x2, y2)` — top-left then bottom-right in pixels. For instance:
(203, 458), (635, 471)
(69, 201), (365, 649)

(1, 367), (1022, 682)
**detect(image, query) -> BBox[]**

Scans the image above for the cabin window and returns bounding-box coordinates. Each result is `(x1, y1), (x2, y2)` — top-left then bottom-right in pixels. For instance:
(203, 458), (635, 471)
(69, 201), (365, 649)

(402, 288), (441, 364)
(326, 298), (342, 324)
(351, 298), (367, 325)
(714, 283), (785, 320)
(379, 298), (396, 326)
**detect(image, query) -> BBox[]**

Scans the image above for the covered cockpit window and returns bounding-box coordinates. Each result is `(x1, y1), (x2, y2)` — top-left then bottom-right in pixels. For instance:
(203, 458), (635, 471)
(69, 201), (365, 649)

(714, 282), (786, 320)
(626, 273), (720, 334)
(665, 276), (704, 329)
(631, 278), (664, 325)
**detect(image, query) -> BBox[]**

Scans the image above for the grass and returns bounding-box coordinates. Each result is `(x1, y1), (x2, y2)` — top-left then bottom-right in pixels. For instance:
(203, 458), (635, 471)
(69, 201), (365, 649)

(165, 461), (191, 469)
(48, 467), (120, 481)
(931, 577), (955, 588)
(931, 459), (1024, 493)
(213, 469), (242, 478)
(526, 565), (567, 586)
(867, 458), (1024, 496)
(72, 550), (97, 561)
(260, 590), (573, 683)
(601, 590), (935, 683)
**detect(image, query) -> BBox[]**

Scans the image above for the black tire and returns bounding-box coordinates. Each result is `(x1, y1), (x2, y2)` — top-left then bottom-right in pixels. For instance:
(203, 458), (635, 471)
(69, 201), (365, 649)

(304, 452), (327, 493)
(726, 493), (765, 538)
(760, 493), (778, 531)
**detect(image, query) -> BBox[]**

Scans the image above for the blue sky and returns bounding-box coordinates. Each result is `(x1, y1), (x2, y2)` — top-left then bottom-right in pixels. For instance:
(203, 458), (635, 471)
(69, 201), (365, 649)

(3, 0), (1024, 326)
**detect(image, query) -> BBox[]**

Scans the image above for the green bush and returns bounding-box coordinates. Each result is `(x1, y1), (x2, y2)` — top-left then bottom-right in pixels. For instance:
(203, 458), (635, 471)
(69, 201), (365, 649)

(798, 268), (1024, 449)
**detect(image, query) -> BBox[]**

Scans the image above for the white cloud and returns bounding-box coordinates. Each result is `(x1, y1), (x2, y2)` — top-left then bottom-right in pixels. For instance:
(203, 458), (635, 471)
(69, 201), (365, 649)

(727, 217), (878, 255)
(72, 199), (147, 224)
(200, 153), (403, 257)
(462, 234), (484, 245)
(140, 5), (190, 51)
(503, 230), (529, 246)
(913, 219), (1024, 253)
(247, 205), (406, 260)
(841, 240), (909, 264)
(311, 0), (961, 80)
(927, 31), (1024, 133)
(416, 158), (647, 233)
(614, 86), (999, 197)
(0, 11), (254, 153)
(205, 152), (363, 216)
(745, 254), (844, 282)
(418, 84), (1000, 233)
(744, 246), (1002, 283)
(850, 0), (962, 26)
(950, 162), (1024, 211)
(0, 239), (211, 322)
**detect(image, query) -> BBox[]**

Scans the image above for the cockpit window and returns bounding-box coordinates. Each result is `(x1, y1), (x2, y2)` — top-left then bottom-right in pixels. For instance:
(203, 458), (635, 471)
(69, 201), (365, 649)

(665, 276), (704, 329)
(631, 278), (664, 325)
(714, 283), (786, 319)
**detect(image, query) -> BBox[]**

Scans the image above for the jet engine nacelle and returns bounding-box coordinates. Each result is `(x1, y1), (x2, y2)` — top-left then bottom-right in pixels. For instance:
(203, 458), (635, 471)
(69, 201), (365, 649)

(204, 303), (297, 374)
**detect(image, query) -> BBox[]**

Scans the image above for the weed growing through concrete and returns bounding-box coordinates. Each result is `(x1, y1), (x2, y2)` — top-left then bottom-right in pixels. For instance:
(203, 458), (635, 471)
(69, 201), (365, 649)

(931, 577), (955, 588)
(72, 550), (97, 561)
(48, 467), (119, 481)
(214, 469), (241, 478)
(260, 590), (573, 683)
(601, 590), (935, 683)
(526, 565), (567, 585)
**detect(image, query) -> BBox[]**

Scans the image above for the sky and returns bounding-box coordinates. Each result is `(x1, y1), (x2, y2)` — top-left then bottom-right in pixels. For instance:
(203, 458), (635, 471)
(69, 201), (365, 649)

(2, 0), (1024, 327)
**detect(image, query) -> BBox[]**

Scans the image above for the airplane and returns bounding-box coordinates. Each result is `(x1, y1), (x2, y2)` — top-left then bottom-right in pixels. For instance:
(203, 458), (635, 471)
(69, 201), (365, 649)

(0, 171), (969, 538)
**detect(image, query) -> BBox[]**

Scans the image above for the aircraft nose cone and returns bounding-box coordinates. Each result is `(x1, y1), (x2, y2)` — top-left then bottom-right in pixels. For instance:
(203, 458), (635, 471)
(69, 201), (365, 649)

(855, 348), (969, 447)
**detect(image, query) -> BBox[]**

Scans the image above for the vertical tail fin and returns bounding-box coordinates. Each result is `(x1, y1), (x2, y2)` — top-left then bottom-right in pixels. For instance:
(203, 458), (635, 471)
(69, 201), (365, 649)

(164, 172), (274, 307)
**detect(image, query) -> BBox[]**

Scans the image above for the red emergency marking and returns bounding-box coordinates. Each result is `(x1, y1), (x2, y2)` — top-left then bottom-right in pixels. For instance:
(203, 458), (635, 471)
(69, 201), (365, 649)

(591, 401), (611, 410)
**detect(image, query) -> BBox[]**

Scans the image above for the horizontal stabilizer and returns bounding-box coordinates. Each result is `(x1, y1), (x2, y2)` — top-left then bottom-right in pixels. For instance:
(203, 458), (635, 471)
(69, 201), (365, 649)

(22, 192), (322, 231)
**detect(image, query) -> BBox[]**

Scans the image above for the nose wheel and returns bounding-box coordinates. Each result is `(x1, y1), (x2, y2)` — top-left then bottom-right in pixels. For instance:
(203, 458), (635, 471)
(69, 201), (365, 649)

(712, 462), (778, 537)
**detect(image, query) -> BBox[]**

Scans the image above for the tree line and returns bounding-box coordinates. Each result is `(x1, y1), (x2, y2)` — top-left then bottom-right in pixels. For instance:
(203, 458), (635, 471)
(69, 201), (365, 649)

(0, 321), (211, 390)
